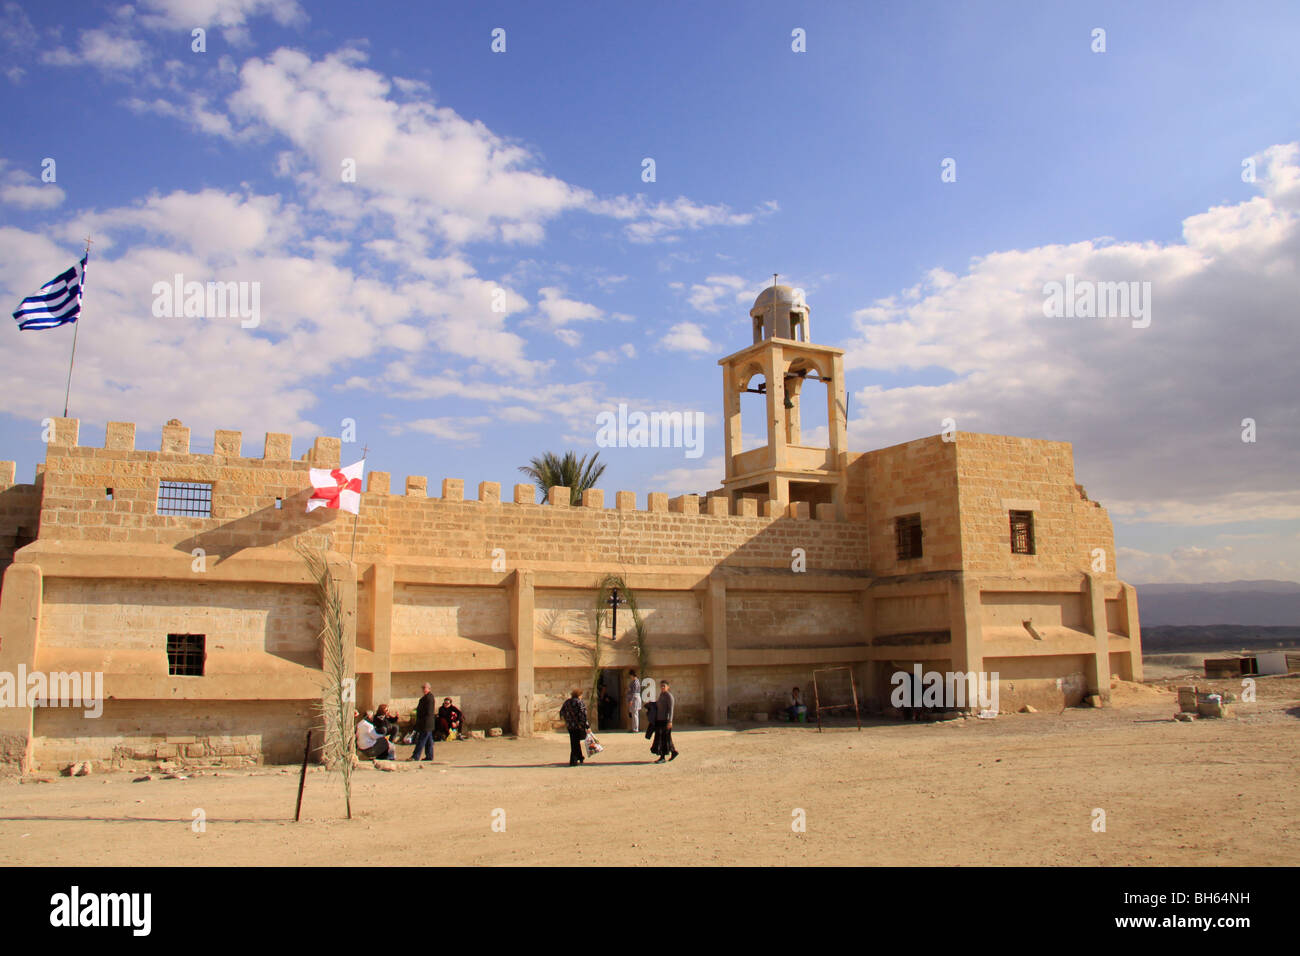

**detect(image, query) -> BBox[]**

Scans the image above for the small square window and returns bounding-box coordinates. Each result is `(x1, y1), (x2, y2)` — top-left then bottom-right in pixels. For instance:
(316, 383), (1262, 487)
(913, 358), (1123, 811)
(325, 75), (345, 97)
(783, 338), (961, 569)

(166, 633), (205, 676)
(275, 497), (283, 510)
(158, 480), (212, 517)
(895, 513), (923, 561)
(1010, 510), (1036, 555)
(105, 488), (113, 501)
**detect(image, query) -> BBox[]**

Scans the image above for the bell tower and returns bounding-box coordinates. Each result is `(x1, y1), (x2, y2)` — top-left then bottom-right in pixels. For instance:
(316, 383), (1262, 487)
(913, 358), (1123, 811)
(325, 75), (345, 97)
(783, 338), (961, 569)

(719, 282), (848, 517)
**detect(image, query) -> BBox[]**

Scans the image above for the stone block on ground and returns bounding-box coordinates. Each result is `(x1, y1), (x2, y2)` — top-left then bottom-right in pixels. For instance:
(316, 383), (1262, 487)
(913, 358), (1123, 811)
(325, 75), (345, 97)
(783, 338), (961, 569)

(488, 727), (503, 737)
(1197, 699), (1233, 719)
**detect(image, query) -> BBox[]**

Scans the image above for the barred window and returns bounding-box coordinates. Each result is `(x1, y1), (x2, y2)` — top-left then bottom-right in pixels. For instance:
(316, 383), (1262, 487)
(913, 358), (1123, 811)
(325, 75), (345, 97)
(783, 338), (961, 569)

(1010, 510), (1036, 555)
(157, 480), (212, 517)
(895, 513), (923, 561)
(166, 633), (205, 676)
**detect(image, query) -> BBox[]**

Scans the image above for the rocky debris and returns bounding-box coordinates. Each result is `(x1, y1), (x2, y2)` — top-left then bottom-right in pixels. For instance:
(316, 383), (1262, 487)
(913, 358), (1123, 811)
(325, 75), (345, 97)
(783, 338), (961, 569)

(62, 761), (92, 777)
(163, 773), (188, 780)
(1197, 697), (1234, 719)
(133, 774), (154, 783)
(1174, 712), (1196, 722)
(488, 727), (504, 737)
(1020, 705), (1038, 714)
(373, 760), (396, 772)
(1177, 685), (1235, 719)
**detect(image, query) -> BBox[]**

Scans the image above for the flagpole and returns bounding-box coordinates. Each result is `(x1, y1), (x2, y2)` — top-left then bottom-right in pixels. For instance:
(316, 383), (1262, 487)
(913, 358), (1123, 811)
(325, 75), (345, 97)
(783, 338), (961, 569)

(61, 236), (92, 419)
(348, 444), (368, 564)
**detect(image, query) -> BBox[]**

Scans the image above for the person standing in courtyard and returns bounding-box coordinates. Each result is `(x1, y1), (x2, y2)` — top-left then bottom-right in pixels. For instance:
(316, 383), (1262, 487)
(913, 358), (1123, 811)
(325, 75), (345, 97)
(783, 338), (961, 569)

(559, 688), (590, 766)
(626, 670), (642, 733)
(410, 682), (436, 761)
(652, 679), (679, 763)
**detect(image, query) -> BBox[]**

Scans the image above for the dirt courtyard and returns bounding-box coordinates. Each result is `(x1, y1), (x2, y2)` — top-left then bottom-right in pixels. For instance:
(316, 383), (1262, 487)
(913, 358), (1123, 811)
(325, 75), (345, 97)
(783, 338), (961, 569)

(2, 679), (1296, 867)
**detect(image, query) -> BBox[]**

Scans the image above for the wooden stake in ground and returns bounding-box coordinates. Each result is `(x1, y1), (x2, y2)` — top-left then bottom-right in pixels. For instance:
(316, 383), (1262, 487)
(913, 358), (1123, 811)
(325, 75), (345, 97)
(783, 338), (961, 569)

(294, 729), (312, 822)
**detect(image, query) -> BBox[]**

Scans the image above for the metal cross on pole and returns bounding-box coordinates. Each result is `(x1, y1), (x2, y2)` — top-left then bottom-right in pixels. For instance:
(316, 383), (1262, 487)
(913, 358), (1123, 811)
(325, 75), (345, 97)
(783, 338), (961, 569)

(607, 586), (626, 640)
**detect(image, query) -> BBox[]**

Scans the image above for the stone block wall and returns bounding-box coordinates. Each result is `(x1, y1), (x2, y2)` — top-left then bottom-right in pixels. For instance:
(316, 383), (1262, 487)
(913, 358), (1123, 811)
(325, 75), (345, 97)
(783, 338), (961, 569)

(954, 432), (1118, 577)
(32, 700), (315, 770)
(851, 436), (963, 576)
(0, 467), (41, 580)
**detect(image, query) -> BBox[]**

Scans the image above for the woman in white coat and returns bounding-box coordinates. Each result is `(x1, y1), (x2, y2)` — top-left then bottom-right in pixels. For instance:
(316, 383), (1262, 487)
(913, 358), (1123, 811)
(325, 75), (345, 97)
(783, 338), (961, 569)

(625, 670), (643, 733)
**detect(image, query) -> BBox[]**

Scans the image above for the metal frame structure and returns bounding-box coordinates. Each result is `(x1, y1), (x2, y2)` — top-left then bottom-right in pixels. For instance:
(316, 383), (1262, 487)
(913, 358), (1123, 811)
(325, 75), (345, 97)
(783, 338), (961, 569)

(811, 665), (861, 732)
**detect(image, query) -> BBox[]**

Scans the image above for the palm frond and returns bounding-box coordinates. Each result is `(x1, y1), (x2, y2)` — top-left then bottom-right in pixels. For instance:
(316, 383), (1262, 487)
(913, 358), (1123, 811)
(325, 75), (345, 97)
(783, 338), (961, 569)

(299, 543), (355, 820)
(518, 450), (606, 505)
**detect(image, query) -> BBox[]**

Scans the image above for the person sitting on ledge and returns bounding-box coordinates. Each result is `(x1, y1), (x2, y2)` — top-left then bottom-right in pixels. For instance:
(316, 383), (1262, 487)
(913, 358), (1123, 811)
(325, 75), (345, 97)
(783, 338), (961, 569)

(436, 698), (465, 740)
(355, 711), (397, 760)
(371, 703), (401, 741)
(787, 687), (808, 723)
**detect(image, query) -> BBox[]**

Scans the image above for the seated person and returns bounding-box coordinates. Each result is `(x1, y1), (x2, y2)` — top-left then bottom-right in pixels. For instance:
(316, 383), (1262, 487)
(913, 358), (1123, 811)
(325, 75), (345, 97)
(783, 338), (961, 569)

(598, 689), (617, 725)
(355, 711), (397, 760)
(371, 703), (401, 741)
(787, 687), (808, 722)
(435, 698), (465, 740)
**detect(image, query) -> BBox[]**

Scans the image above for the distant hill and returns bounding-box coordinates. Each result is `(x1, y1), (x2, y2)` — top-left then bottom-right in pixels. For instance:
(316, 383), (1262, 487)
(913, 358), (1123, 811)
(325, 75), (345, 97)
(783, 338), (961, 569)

(1134, 580), (1300, 626)
(1142, 624), (1300, 653)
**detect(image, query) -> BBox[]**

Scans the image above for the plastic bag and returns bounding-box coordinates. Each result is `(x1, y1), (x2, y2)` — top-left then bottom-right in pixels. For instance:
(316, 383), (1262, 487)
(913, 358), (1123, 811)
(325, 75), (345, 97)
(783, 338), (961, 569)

(585, 731), (603, 756)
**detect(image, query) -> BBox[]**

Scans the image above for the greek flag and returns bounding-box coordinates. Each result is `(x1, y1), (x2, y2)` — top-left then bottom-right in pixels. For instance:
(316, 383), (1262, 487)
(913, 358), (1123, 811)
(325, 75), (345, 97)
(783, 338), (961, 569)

(12, 255), (87, 330)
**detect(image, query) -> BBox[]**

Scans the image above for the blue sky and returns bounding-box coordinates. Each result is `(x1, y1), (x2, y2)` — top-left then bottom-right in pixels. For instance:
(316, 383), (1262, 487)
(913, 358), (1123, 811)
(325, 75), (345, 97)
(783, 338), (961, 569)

(1, 0), (1298, 583)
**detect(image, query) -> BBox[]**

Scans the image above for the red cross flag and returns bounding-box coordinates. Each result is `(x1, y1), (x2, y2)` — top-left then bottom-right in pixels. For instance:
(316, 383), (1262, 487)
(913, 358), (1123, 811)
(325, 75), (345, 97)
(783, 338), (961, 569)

(307, 459), (365, 514)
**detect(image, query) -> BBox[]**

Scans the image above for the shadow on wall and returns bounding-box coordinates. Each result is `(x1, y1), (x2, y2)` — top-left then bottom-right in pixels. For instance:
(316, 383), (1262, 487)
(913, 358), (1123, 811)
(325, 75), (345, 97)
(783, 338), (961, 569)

(171, 488), (334, 563)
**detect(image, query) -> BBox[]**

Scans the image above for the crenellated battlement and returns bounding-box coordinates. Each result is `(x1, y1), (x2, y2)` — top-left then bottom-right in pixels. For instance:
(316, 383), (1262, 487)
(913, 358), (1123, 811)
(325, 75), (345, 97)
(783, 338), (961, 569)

(35, 418), (842, 523)
(46, 417), (343, 468)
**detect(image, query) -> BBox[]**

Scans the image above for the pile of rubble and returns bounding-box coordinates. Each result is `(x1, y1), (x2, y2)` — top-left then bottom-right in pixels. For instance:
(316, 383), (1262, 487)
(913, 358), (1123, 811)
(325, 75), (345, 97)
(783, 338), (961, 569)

(1173, 685), (1234, 721)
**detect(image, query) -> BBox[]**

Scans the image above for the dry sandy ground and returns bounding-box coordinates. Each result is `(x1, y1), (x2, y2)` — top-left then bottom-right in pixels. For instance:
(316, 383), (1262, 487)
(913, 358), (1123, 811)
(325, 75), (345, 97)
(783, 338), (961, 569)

(2, 678), (1296, 867)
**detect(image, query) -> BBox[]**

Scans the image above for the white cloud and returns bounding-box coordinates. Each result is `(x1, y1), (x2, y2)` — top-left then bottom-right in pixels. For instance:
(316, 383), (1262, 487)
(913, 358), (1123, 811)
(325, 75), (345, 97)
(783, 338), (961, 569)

(220, 48), (590, 245)
(0, 161), (64, 209)
(536, 286), (604, 327)
(594, 195), (774, 244)
(139, 0), (306, 41)
(588, 343), (637, 365)
(388, 416), (490, 444)
(841, 142), (1300, 530)
(648, 455), (725, 495)
(0, 183), (556, 439)
(43, 27), (148, 71)
(1117, 543), (1300, 585)
(681, 273), (757, 313)
(660, 321), (718, 354)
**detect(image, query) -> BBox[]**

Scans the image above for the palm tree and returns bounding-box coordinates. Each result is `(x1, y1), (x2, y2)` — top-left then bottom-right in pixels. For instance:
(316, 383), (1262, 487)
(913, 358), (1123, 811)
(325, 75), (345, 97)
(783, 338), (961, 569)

(518, 451), (606, 506)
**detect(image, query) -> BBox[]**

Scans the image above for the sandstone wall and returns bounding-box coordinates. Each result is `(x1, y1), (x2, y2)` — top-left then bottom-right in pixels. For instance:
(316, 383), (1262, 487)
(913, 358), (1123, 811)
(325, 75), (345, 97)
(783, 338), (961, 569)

(954, 432), (1117, 577)
(32, 700), (315, 770)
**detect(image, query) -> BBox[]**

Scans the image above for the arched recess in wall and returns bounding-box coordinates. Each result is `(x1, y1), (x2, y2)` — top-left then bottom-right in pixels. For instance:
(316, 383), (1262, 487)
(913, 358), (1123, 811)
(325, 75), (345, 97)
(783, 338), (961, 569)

(737, 361), (768, 451)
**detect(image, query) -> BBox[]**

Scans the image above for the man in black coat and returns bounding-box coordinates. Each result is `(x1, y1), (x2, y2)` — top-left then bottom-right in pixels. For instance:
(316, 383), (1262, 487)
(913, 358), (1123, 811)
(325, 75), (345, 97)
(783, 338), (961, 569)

(653, 679), (679, 763)
(410, 682), (436, 761)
